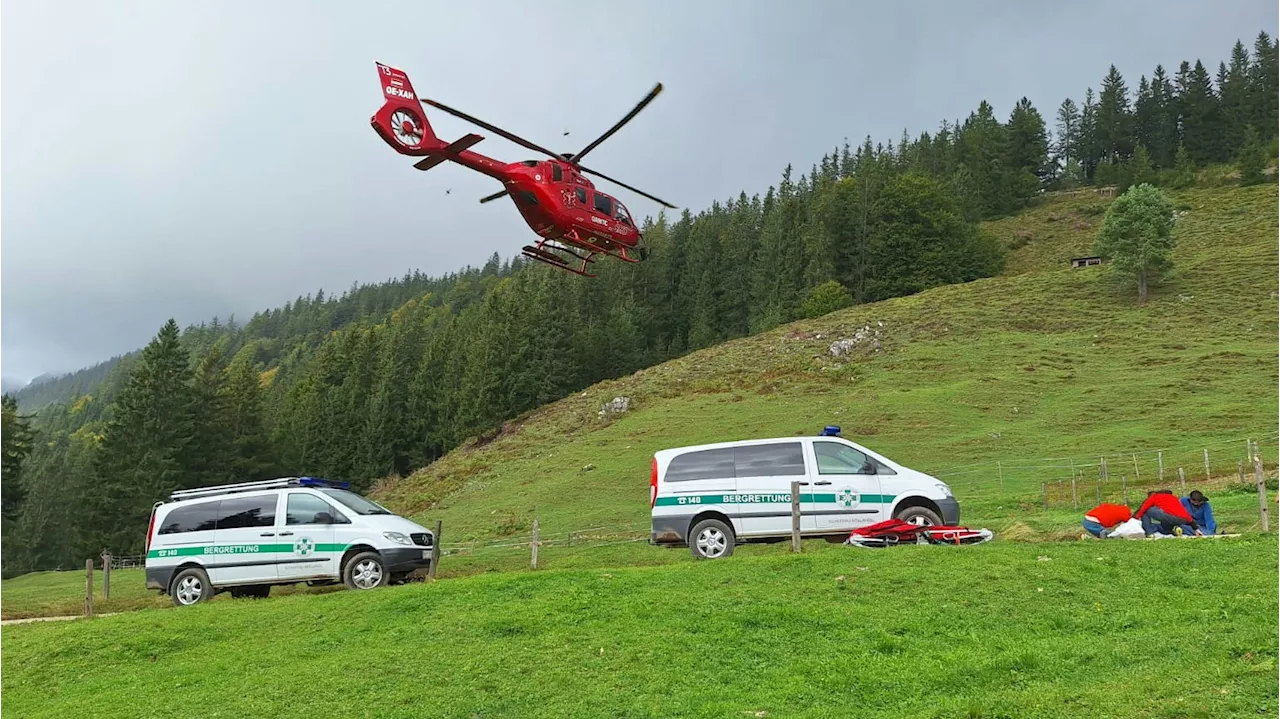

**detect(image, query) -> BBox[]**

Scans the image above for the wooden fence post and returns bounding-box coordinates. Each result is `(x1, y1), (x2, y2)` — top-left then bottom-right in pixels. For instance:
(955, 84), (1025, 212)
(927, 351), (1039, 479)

(1100, 457), (1109, 484)
(1254, 446), (1270, 532)
(1238, 460), (1246, 484)
(84, 559), (94, 618)
(530, 518), (540, 570)
(997, 461), (1004, 492)
(1158, 451), (1164, 482)
(427, 520), (441, 581)
(1041, 482), (1048, 509)
(1178, 467), (1187, 496)
(790, 481), (802, 553)
(1071, 475), (1078, 509)
(1132, 454), (1141, 483)
(101, 551), (112, 601)
(1203, 449), (1212, 482)
(1121, 475), (1128, 505)
(1095, 479), (1101, 503)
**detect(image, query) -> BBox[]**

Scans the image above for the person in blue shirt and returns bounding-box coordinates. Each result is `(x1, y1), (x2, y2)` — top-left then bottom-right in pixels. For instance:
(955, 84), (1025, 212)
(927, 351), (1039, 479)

(1180, 490), (1217, 535)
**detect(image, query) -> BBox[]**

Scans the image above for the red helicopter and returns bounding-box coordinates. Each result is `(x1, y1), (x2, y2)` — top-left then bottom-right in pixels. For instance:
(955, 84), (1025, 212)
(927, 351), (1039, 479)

(370, 62), (676, 277)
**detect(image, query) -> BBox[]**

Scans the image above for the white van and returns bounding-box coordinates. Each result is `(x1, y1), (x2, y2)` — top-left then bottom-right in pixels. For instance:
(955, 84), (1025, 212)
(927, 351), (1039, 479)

(649, 427), (958, 558)
(144, 477), (434, 606)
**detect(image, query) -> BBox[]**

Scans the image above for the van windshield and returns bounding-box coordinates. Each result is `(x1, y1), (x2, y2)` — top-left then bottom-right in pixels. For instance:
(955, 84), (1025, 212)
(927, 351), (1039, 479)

(320, 489), (392, 515)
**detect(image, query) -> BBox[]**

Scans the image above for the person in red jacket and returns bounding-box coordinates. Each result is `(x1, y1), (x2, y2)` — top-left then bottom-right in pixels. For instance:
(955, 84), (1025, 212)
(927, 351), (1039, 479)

(1082, 502), (1132, 538)
(1134, 489), (1202, 537)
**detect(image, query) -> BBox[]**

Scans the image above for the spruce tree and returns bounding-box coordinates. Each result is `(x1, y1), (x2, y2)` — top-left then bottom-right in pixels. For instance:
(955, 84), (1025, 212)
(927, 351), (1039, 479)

(1249, 32), (1278, 140)
(1096, 66), (1134, 162)
(1237, 125), (1267, 185)
(91, 319), (195, 553)
(1, 395), (35, 520)
(1054, 98), (1081, 177)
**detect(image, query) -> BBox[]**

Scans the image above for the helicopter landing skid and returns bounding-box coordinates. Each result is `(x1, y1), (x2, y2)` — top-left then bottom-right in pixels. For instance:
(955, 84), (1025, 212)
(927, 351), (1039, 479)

(521, 241), (598, 278)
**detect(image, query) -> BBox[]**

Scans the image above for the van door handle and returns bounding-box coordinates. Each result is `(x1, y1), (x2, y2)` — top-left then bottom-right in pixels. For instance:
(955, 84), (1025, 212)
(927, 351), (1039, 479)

(813, 481), (833, 486)
(278, 531), (294, 536)
(260, 532), (276, 537)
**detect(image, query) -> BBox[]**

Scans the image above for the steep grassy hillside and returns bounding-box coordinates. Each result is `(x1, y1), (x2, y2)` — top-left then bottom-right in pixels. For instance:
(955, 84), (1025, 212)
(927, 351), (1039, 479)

(3, 539), (1276, 719)
(373, 185), (1278, 553)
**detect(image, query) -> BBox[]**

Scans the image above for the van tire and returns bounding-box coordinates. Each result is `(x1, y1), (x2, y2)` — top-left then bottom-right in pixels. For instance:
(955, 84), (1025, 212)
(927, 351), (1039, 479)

(895, 505), (943, 527)
(170, 567), (213, 607)
(689, 518), (734, 560)
(343, 551), (388, 590)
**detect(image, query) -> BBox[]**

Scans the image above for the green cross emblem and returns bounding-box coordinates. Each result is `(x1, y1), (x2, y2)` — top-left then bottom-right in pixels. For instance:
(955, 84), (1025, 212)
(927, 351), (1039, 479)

(294, 537), (314, 556)
(837, 488), (858, 508)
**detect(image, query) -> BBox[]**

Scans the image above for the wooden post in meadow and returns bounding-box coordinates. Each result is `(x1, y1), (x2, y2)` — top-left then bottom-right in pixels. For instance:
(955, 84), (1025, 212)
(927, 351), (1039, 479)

(1158, 451), (1164, 482)
(1095, 478), (1101, 503)
(1203, 449), (1211, 482)
(530, 518), (540, 570)
(84, 559), (94, 618)
(790, 481), (802, 553)
(1132, 454), (1141, 484)
(1100, 457), (1109, 485)
(101, 551), (112, 601)
(1178, 467), (1187, 496)
(997, 461), (1004, 492)
(427, 520), (442, 581)
(1071, 475), (1078, 509)
(1238, 460), (1246, 484)
(1253, 445), (1269, 532)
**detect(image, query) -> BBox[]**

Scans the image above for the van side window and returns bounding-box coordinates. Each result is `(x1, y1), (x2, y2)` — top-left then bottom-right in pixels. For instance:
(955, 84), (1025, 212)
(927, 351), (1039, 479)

(593, 193), (613, 216)
(552, 164), (563, 182)
(216, 495), (277, 529)
(575, 186), (587, 204)
(814, 442), (876, 475)
(733, 443), (805, 478)
(665, 448), (735, 482)
(158, 501), (219, 534)
(286, 493), (350, 525)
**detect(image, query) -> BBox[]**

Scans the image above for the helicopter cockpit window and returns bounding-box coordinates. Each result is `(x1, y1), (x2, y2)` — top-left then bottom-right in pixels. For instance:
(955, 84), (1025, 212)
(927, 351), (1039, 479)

(520, 160), (539, 168)
(575, 187), (588, 204)
(593, 193), (613, 216)
(614, 202), (633, 227)
(551, 164), (563, 182)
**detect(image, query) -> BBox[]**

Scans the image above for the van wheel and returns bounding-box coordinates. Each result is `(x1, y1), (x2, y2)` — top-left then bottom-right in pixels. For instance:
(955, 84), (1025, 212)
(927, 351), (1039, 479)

(689, 519), (734, 559)
(343, 551), (388, 590)
(170, 567), (213, 607)
(895, 506), (943, 527)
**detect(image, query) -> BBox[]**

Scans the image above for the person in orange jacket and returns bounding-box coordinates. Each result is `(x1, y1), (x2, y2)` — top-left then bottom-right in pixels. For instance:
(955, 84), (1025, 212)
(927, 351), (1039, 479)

(1082, 502), (1132, 538)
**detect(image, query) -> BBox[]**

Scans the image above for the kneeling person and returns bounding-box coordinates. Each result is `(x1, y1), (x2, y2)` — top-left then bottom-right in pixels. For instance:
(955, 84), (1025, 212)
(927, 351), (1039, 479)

(1083, 502), (1132, 538)
(1135, 489), (1202, 537)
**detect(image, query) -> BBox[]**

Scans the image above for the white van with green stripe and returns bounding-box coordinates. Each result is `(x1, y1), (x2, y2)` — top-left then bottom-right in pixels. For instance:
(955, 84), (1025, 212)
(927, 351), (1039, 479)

(144, 477), (434, 606)
(649, 427), (958, 558)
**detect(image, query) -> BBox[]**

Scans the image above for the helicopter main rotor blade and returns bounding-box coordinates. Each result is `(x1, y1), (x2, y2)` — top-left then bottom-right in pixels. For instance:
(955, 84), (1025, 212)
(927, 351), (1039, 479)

(569, 82), (663, 164)
(479, 189), (509, 204)
(420, 98), (562, 161)
(578, 165), (676, 209)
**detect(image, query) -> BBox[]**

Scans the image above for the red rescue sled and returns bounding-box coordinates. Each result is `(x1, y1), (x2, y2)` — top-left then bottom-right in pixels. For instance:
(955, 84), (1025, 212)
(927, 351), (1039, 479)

(845, 519), (993, 548)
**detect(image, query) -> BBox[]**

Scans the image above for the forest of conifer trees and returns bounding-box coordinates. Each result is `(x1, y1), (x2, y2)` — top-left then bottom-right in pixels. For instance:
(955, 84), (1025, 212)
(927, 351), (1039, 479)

(2, 33), (1275, 573)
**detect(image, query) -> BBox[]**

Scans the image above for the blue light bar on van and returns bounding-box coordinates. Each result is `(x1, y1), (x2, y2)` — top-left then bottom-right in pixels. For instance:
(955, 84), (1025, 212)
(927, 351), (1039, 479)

(298, 477), (350, 490)
(820, 425), (842, 436)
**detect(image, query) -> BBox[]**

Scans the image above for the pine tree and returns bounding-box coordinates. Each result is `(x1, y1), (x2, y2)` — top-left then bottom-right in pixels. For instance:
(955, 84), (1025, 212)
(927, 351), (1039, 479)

(1, 395), (35, 520)
(1006, 97), (1051, 191)
(1180, 60), (1223, 163)
(1096, 65), (1134, 163)
(1237, 125), (1267, 185)
(1249, 32), (1278, 140)
(1093, 183), (1176, 303)
(1129, 144), (1154, 188)
(223, 350), (279, 482)
(1219, 42), (1252, 153)
(91, 319), (195, 553)
(1171, 143), (1197, 190)
(1079, 88), (1100, 180)
(185, 345), (234, 489)
(1149, 65), (1179, 168)
(1054, 98), (1081, 177)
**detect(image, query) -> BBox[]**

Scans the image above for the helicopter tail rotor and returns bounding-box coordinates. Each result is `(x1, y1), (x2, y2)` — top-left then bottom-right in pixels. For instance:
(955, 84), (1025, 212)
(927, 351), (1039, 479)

(371, 62), (439, 156)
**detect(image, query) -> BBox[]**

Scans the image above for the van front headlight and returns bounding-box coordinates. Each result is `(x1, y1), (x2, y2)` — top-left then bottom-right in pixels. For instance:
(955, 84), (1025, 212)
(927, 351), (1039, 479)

(383, 532), (412, 545)
(935, 483), (953, 498)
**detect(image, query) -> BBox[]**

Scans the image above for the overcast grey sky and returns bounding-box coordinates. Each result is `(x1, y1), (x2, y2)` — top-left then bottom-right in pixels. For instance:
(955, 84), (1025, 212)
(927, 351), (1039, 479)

(2, 0), (1275, 382)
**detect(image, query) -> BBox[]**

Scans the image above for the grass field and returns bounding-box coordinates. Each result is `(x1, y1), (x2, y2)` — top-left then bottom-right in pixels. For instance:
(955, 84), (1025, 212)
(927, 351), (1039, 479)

(371, 184), (1278, 550)
(3, 538), (1276, 718)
